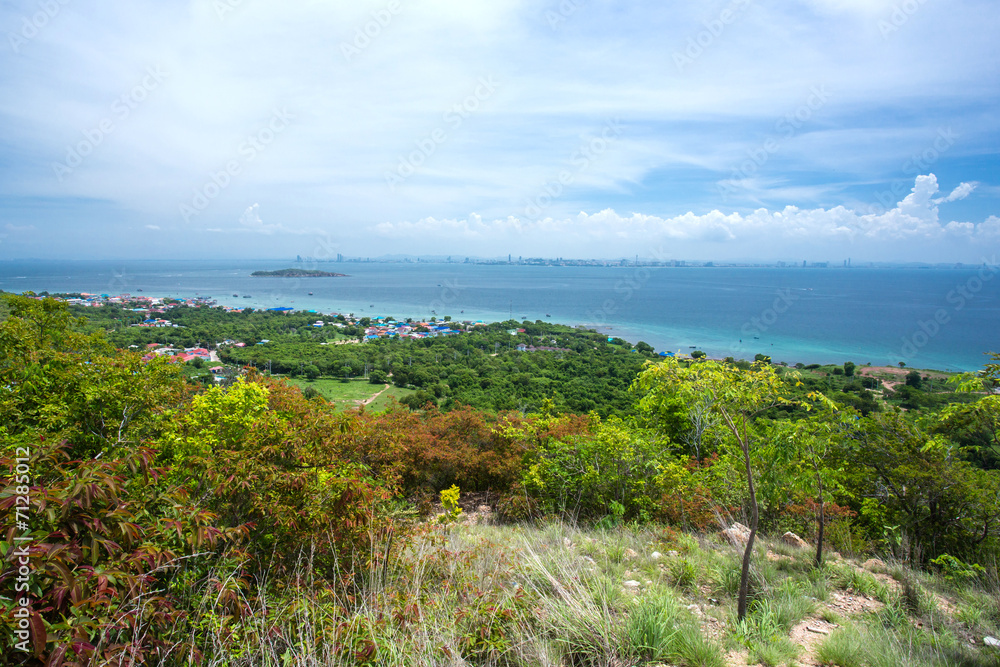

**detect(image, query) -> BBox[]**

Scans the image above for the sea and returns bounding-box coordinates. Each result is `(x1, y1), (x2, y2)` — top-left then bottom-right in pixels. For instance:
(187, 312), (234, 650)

(2, 259), (998, 372)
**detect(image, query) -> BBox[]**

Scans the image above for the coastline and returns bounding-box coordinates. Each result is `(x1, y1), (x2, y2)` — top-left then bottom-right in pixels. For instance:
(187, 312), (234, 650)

(25, 287), (972, 374)
(2, 260), (994, 373)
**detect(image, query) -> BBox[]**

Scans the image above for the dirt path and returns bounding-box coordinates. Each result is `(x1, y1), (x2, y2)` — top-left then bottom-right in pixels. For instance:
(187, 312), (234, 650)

(358, 384), (390, 406)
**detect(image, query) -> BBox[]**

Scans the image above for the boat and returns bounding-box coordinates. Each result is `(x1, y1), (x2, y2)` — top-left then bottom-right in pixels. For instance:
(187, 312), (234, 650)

(243, 295), (252, 298)
(233, 294), (239, 297)
(308, 292), (313, 295)
(546, 313), (551, 317)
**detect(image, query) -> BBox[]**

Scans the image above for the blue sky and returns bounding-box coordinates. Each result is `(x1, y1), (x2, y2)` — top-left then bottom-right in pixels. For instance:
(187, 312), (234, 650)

(0, 0), (998, 262)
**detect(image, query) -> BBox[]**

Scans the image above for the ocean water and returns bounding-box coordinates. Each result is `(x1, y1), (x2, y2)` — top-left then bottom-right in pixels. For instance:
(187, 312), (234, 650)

(1, 259), (998, 371)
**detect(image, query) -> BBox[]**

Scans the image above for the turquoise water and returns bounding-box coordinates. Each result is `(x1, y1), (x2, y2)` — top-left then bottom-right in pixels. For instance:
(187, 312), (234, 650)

(2, 260), (997, 371)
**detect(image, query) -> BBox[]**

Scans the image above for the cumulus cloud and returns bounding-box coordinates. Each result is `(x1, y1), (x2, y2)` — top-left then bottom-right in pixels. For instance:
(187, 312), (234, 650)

(933, 181), (977, 204)
(371, 175), (999, 253)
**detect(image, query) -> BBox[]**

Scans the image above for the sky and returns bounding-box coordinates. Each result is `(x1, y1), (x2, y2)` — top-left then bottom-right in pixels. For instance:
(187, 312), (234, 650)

(0, 0), (998, 263)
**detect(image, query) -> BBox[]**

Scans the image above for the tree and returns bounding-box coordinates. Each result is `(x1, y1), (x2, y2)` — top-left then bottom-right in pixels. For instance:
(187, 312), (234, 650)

(634, 356), (794, 620)
(691, 350), (706, 359)
(767, 403), (852, 567)
(843, 361), (856, 377)
(905, 370), (922, 388)
(849, 411), (1000, 563)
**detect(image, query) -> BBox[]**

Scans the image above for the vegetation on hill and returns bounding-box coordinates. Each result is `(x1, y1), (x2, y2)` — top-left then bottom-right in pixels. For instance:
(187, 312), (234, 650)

(250, 269), (347, 277)
(3, 293), (1000, 665)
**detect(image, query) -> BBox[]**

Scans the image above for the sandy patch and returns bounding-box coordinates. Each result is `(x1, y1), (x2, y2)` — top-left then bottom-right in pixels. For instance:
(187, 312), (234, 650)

(789, 618), (839, 666)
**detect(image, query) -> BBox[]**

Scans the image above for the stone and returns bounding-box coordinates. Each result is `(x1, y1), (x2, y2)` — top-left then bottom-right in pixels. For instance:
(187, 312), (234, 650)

(984, 636), (1000, 648)
(650, 551), (663, 560)
(667, 550), (679, 557)
(624, 548), (638, 558)
(623, 580), (641, 589)
(722, 522), (752, 545)
(781, 531), (810, 549)
(563, 537), (573, 548)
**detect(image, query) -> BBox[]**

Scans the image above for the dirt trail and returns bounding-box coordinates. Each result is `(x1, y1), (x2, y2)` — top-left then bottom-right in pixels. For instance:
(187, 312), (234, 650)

(358, 383), (390, 406)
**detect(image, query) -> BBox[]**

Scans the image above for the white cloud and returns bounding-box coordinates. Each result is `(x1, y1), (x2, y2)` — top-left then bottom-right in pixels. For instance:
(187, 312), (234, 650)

(933, 181), (977, 204)
(0, 1), (997, 261)
(145, 224), (160, 230)
(239, 203), (279, 234)
(371, 175), (1000, 255)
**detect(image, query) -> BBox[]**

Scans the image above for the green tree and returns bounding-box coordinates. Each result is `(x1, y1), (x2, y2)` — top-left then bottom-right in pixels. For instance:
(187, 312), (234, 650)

(849, 411), (1000, 563)
(634, 356), (794, 620)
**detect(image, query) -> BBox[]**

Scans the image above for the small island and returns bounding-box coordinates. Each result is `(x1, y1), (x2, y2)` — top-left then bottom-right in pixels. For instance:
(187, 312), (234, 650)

(251, 269), (348, 278)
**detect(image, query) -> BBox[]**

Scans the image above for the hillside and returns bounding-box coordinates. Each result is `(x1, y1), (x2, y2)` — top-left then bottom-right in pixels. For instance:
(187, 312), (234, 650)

(2, 292), (1000, 666)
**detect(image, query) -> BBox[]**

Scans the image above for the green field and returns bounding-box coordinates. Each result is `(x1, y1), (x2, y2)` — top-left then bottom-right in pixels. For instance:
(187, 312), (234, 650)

(284, 376), (416, 410)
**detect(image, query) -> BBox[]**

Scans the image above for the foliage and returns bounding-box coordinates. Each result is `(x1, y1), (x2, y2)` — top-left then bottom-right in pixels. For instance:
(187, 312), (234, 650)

(634, 355), (796, 620)
(439, 485), (462, 524)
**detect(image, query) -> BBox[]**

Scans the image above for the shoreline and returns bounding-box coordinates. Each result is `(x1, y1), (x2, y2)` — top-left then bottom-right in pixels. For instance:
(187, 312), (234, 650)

(23, 289), (972, 374)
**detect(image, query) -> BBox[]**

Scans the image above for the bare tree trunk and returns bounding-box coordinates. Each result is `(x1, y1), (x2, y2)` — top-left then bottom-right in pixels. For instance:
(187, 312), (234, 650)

(815, 464), (825, 568)
(738, 439), (758, 622)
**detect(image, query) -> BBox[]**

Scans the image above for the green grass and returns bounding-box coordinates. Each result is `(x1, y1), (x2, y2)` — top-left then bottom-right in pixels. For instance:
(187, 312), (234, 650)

(178, 521), (1000, 667)
(367, 384), (417, 411)
(283, 376), (415, 410)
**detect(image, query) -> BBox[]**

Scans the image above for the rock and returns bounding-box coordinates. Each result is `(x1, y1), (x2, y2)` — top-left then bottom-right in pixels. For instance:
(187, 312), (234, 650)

(667, 550), (679, 558)
(651, 551), (663, 560)
(781, 531), (810, 549)
(862, 558), (886, 572)
(623, 580), (641, 589)
(563, 537), (573, 548)
(722, 522), (752, 545)
(984, 636), (1000, 648)
(625, 548), (638, 558)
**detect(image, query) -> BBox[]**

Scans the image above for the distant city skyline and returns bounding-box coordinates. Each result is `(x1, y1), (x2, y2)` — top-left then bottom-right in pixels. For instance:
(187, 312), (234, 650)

(0, 1), (997, 262)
